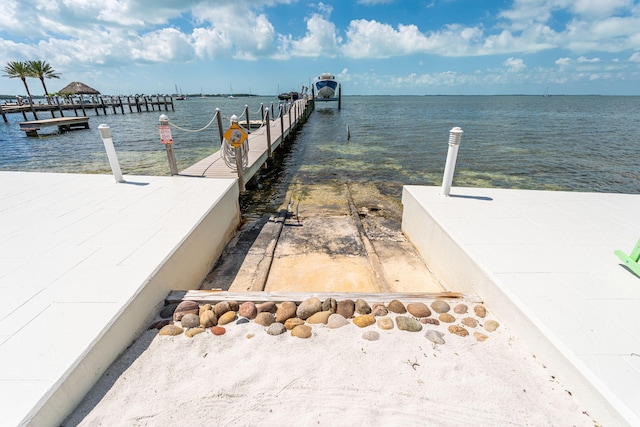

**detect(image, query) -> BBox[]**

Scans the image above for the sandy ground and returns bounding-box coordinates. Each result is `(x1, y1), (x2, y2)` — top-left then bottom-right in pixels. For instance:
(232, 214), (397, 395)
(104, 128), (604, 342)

(63, 183), (597, 426)
(63, 304), (597, 427)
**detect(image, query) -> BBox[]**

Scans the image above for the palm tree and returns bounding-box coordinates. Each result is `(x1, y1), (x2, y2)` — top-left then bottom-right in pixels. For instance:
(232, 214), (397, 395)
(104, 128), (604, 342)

(2, 61), (34, 100)
(27, 60), (61, 101)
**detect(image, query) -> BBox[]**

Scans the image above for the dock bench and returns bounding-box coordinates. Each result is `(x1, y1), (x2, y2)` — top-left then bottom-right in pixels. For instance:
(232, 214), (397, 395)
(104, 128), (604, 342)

(19, 116), (90, 136)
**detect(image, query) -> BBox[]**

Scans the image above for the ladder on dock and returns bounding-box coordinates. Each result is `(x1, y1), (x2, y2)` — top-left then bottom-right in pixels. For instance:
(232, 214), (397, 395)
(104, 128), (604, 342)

(19, 116), (90, 137)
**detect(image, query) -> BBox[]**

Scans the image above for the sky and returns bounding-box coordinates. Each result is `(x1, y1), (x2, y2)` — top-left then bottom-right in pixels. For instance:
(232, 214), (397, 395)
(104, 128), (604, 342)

(1, 0), (640, 96)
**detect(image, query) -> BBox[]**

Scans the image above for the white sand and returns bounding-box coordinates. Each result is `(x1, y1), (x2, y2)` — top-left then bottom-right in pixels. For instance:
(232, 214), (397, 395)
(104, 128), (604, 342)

(63, 307), (596, 427)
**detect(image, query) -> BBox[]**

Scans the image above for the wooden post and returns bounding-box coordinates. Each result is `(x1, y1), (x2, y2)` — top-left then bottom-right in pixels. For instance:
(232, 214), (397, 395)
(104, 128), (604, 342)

(127, 97), (133, 113)
(271, 102), (274, 120)
(144, 96), (149, 112)
(338, 84), (342, 110)
(93, 96), (100, 115)
(215, 109), (224, 145)
(288, 101), (292, 131)
(0, 104), (6, 123)
(159, 114), (178, 175)
(27, 97), (38, 120)
(279, 104), (284, 141)
(100, 97), (107, 115)
(235, 146), (246, 192)
(79, 96), (87, 117)
(244, 104), (250, 134)
(265, 109), (272, 158)
(55, 96), (64, 117)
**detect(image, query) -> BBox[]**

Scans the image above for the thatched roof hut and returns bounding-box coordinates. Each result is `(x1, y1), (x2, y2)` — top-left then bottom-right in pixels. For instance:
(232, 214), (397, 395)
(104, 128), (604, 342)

(58, 82), (101, 95)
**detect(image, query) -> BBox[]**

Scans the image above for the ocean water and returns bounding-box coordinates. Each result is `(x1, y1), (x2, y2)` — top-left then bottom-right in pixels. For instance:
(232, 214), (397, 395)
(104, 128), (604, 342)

(1, 95), (638, 200)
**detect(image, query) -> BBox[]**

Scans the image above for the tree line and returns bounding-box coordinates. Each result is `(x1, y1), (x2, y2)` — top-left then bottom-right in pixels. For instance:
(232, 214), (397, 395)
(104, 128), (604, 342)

(2, 60), (60, 101)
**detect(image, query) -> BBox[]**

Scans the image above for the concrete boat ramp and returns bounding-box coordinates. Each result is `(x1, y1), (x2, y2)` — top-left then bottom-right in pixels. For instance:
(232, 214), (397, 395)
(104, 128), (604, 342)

(1, 170), (639, 426)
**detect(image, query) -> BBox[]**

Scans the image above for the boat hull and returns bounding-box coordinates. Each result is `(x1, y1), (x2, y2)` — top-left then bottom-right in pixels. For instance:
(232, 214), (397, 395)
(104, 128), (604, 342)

(315, 80), (338, 99)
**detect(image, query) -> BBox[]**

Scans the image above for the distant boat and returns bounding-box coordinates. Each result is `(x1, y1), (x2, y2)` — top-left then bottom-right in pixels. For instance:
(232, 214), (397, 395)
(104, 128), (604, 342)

(315, 73), (338, 99)
(174, 84), (187, 100)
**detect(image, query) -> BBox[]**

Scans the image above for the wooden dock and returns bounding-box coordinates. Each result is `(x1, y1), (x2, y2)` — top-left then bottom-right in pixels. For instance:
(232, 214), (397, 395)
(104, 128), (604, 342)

(19, 116), (90, 136)
(180, 98), (312, 186)
(1, 94), (174, 122)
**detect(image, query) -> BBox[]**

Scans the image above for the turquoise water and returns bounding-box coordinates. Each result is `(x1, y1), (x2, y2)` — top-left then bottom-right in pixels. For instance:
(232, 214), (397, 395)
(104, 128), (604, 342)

(1, 95), (638, 195)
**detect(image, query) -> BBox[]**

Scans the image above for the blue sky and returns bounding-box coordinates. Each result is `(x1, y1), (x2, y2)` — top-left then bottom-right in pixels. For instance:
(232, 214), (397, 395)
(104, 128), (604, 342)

(1, 0), (639, 96)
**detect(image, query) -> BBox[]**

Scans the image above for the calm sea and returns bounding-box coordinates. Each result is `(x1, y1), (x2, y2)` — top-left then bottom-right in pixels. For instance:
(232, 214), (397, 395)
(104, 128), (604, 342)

(1, 95), (638, 208)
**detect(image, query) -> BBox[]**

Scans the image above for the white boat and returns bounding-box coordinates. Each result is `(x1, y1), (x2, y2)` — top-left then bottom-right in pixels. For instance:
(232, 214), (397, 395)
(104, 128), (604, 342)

(315, 73), (338, 99)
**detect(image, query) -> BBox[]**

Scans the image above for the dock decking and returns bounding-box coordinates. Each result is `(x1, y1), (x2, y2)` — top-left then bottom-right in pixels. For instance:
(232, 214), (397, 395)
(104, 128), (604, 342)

(19, 116), (90, 136)
(180, 98), (311, 185)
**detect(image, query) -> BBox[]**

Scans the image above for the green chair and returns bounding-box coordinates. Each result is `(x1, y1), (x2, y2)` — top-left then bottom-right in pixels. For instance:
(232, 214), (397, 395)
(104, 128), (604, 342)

(615, 238), (640, 277)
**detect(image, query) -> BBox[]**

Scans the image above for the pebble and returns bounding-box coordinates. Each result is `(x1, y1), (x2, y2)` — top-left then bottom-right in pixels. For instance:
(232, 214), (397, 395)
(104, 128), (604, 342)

(431, 300), (450, 314)
(438, 313), (456, 323)
(210, 326), (226, 335)
(461, 317), (478, 328)
(267, 322), (286, 336)
(291, 325), (312, 338)
(213, 301), (231, 318)
(377, 317), (394, 330)
(238, 301), (257, 319)
(257, 301), (277, 314)
(236, 318), (249, 325)
(218, 311), (237, 325)
(160, 303), (178, 319)
(353, 314), (376, 328)
(425, 330), (446, 345)
(474, 305), (487, 318)
(336, 299), (355, 318)
(297, 297), (322, 320)
(228, 301), (240, 312)
(396, 316), (422, 332)
(420, 317), (440, 326)
(306, 311), (332, 324)
(185, 327), (204, 338)
(448, 325), (469, 337)
(198, 304), (212, 316)
(453, 303), (468, 314)
(355, 298), (371, 315)
(173, 301), (199, 321)
(159, 324), (183, 336)
(284, 318), (305, 330)
(407, 302), (431, 318)
(362, 331), (380, 341)
(327, 314), (349, 329)
(371, 303), (388, 317)
(148, 319), (172, 330)
(484, 320), (500, 332)
(474, 331), (489, 342)
(275, 301), (297, 323)
(181, 313), (200, 329)
(254, 312), (275, 326)
(322, 298), (337, 313)
(387, 299), (406, 314)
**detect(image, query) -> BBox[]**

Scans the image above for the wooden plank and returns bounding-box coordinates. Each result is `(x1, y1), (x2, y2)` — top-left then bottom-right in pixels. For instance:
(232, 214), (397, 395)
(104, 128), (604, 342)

(179, 99), (308, 182)
(166, 290), (482, 304)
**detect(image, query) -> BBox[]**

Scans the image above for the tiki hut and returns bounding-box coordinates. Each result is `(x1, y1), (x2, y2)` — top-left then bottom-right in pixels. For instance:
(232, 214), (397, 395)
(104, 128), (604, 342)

(58, 81), (101, 95)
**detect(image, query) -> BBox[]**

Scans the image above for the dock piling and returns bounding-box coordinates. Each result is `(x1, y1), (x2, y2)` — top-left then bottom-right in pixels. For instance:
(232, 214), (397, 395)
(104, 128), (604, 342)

(441, 127), (464, 196)
(159, 114), (179, 175)
(98, 124), (125, 183)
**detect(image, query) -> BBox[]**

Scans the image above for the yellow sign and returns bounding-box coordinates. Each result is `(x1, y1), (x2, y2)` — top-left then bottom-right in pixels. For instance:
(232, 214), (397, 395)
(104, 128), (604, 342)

(224, 122), (248, 148)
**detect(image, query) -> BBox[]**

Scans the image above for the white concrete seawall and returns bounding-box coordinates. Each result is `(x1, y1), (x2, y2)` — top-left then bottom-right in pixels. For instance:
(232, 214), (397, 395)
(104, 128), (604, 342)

(402, 185), (640, 427)
(0, 172), (240, 426)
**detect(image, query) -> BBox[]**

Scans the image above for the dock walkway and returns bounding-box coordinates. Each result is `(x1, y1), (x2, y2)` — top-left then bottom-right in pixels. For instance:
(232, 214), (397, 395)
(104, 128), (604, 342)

(179, 98), (309, 184)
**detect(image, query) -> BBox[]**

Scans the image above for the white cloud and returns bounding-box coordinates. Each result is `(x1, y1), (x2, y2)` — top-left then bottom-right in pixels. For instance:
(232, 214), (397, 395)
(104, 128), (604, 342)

(290, 13), (341, 58)
(503, 57), (527, 72)
(577, 56), (601, 63)
(629, 52), (640, 62)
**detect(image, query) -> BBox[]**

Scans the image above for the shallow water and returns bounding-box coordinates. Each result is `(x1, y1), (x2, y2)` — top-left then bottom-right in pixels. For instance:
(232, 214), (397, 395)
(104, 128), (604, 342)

(2, 95), (638, 215)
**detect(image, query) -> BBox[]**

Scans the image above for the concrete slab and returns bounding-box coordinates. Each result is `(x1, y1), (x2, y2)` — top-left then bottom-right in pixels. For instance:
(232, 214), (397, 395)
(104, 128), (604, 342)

(0, 171), (240, 427)
(402, 185), (640, 427)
